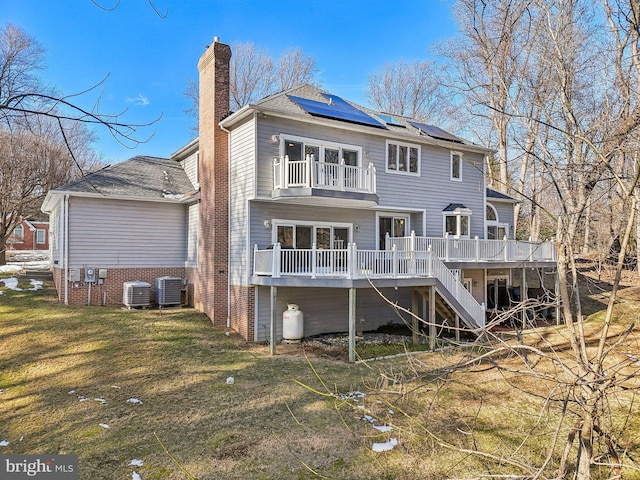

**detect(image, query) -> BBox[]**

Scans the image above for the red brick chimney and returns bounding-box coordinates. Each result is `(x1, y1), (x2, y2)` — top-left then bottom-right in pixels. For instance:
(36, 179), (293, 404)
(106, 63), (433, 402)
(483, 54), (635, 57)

(196, 37), (231, 326)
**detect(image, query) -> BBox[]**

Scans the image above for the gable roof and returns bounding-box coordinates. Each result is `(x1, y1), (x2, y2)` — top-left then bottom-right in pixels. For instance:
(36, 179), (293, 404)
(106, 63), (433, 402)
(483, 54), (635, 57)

(221, 84), (493, 154)
(42, 156), (196, 211)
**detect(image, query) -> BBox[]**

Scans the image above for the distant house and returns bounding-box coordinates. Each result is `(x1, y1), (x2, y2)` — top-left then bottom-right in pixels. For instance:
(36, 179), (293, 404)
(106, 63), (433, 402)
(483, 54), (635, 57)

(42, 39), (557, 354)
(7, 218), (49, 251)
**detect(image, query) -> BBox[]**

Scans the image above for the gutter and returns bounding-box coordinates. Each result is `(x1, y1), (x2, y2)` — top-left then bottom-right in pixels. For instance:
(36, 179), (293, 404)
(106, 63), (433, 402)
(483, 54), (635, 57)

(219, 121), (232, 329)
(64, 194), (69, 305)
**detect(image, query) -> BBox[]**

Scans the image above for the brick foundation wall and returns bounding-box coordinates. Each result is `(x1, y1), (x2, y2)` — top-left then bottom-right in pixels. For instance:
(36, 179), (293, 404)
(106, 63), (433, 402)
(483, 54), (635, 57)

(51, 266), (191, 307)
(230, 284), (255, 341)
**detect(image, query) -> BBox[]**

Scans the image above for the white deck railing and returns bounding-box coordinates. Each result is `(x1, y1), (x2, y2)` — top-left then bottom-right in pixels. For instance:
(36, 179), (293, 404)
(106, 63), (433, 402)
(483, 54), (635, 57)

(386, 232), (557, 263)
(273, 155), (376, 194)
(253, 243), (486, 327)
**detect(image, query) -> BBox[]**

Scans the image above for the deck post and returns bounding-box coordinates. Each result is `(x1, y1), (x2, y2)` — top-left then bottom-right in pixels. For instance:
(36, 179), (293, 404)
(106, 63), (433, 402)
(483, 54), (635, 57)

(455, 314), (460, 342)
(311, 243), (317, 278)
(349, 288), (356, 362)
(475, 236), (480, 261)
(521, 266), (528, 328)
(272, 243), (281, 278)
(412, 289), (419, 344)
(270, 286), (277, 355)
(429, 285), (436, 351)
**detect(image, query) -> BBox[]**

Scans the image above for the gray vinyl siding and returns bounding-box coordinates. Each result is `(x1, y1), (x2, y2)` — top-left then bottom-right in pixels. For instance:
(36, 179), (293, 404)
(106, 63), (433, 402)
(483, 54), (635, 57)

(186, 203), (198, 267)
(229, 116), (256, 285)
(67, 196), (187, 268)
(255, 285), (412, 342)
(488, 201), (515, 238)
(255, 117), (375, 198)
(253, 116), (486, 238)
(182, 151), (199, 189)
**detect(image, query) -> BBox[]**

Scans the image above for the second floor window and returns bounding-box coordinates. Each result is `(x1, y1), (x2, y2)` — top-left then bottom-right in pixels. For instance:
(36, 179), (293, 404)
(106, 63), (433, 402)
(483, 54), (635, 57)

(36, 229), (46, 244)
(386, 141), (420, 175)
(451, 151), (463, 181)
(283, 136), (361, 166)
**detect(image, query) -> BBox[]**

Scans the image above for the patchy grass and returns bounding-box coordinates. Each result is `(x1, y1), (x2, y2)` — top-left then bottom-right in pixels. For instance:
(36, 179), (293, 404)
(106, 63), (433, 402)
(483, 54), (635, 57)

(1, 282), (640, 479)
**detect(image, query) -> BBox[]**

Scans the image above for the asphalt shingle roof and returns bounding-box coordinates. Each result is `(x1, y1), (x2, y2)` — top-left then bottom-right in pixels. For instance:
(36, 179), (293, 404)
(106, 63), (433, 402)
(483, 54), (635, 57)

(54, 156), (196, 200)
(486, 188), (518, 201)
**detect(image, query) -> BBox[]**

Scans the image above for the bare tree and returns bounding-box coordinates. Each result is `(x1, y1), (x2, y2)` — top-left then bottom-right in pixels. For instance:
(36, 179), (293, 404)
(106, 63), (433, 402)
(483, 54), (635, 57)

(0, 23), (148, 264)
(184, 42), (320, 133)
(366, 59), (447, 123)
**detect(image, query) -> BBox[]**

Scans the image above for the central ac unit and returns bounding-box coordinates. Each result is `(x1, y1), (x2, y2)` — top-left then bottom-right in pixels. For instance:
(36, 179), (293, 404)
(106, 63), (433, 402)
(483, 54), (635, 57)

(123, 281), (151, 308)
(155, 276), (182, 307)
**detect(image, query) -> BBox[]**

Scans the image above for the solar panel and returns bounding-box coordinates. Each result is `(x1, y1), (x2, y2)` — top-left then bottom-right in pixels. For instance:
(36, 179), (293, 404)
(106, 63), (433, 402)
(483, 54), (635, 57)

(409, 121), (463, 143)
(377, 114), (405, 127)
(287, 95), (385, 129)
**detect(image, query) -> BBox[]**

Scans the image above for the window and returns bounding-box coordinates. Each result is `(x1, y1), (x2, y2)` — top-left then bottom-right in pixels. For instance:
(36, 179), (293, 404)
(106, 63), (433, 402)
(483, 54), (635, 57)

(451, 151), (463, 181)
(36, 229), (46, 244)
(13, 224), (24, 239)
(282, 135), (361, 166)
(443, 204), (471, 237)
(378, 214), (409, 249)
(486, 203), (508, 239)
(276, 222), (350, 249)
(386, 140), (420, 174)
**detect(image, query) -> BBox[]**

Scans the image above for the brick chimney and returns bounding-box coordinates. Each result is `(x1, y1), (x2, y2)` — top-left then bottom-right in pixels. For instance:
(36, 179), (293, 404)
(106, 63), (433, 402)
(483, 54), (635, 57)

(196, 38), (231, 326)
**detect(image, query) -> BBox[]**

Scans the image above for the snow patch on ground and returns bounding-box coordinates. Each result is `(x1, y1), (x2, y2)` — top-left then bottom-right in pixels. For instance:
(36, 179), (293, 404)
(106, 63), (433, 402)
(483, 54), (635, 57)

(0, 278), (44, 291)
(372, 438), (398, 452)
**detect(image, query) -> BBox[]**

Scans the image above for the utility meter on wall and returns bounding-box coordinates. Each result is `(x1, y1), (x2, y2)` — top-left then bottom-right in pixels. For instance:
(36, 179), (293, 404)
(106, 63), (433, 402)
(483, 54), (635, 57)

(85, 267), (97, 283)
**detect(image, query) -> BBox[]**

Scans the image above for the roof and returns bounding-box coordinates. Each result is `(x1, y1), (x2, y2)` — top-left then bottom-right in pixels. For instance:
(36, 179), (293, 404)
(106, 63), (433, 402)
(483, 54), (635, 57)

(486, 188), (518, 202)
(221, 84), (494, 154)
(443, 203), (470, 212)
(42, 156), (196, 210)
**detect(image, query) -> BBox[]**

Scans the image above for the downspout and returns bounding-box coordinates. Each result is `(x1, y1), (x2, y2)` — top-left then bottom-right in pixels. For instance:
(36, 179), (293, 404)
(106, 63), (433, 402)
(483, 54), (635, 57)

(63, 194), (70, 305)
(220, 121), (232, 329)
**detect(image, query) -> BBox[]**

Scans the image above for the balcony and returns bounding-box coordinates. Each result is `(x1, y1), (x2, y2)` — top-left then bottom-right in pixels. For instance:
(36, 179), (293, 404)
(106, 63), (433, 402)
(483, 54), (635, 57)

(272, 155), (378, 205)
(386, 233), (557, 264)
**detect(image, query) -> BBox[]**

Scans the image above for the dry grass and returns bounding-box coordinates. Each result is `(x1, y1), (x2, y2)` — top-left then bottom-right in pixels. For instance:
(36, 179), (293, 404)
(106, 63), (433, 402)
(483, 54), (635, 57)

(1, 279), (640, 479)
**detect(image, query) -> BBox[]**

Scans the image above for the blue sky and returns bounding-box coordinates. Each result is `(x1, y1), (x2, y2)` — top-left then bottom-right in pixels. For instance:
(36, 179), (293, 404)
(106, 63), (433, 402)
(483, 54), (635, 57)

(2, 1), (457, 163)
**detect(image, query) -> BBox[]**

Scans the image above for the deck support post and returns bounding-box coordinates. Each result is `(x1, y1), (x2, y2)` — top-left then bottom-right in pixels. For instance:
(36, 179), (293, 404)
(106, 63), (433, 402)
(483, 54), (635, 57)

(429, 285), (436, 351)
(411, 289), (419, 344)
(521, 266), (528, 329)
(349, 288), (356, 362)
(455, 314), (460, 342)
(270, 286), (277, 355)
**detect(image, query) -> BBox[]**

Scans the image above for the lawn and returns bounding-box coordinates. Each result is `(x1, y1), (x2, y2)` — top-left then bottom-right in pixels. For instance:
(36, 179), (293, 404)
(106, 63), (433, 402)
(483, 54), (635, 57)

(1, 279), (640, 479)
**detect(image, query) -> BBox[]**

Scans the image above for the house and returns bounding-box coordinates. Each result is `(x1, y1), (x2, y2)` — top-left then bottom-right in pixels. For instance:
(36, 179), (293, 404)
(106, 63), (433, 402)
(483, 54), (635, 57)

(42, 39), (557, 357)
(7, 217), (49, 251)
(40, 156), (198, 305)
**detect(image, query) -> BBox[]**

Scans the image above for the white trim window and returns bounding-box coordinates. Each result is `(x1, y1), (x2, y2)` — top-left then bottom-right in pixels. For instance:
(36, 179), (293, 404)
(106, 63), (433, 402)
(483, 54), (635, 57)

(274, 220), (352, 249)
(486, 203), (508, 239)
(443, 204), (471, 238)
(450, 151), (463, 181)
(386, 140), (420, 175)
(13, 224), (24, 240)
(281, 135), (361, 166)
(36, 229), (46, 244)
(377, 213), (409, 249)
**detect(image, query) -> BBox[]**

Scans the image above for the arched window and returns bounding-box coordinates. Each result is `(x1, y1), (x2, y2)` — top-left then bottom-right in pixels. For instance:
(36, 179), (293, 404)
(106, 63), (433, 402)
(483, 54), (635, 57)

(486, 203), (508, 239)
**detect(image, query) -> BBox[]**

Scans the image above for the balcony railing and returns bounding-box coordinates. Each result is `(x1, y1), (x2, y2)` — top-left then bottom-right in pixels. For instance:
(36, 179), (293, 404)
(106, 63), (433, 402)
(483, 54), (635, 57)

(386, 232), (557, 263)
(273, 155), (377, 194)
(253, 242), (486, 327)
